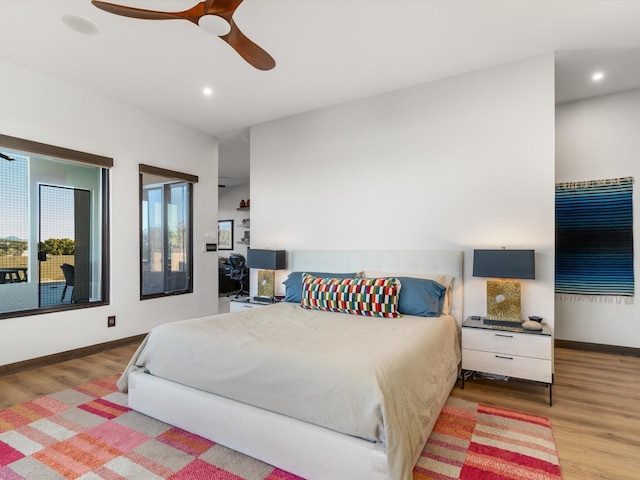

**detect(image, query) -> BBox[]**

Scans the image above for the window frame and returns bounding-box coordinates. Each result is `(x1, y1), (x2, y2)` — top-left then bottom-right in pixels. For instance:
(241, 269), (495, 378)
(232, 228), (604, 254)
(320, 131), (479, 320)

(0, 133), (111, 319)
(139, 164), (197, 300)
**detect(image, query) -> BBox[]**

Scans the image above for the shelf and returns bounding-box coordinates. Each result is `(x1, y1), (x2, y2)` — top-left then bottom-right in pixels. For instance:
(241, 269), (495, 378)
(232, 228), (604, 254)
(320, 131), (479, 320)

(236, 207), (250, 211)
(237, 240), (250, 245)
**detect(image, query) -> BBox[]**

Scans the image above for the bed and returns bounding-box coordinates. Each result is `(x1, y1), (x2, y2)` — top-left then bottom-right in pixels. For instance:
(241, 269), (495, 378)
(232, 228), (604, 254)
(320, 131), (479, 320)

(119, 250), (463, 480)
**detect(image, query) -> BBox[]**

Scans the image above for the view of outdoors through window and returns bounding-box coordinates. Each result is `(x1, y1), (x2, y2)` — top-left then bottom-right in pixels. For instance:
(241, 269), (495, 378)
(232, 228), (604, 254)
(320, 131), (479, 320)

(39, 185), (90, 305)
(141, 173), (192, 298)
(0, 154), (29, 286)
(0, 144), (108, 317)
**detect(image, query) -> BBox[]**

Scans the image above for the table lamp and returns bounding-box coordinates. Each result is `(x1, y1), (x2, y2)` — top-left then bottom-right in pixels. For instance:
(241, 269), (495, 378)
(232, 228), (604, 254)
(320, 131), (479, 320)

(473, 249), (535, 324)
(246, 249), (287, 302)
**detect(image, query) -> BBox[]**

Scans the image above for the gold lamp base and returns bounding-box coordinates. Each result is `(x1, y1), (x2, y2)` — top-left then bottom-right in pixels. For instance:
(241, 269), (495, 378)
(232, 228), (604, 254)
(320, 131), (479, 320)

(486, 279), (521, 322)
(257, 270), (275, 299)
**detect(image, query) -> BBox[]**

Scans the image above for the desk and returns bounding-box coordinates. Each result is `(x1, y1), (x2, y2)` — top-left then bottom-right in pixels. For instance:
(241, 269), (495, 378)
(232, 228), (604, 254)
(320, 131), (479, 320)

(0, 267), (28, 284)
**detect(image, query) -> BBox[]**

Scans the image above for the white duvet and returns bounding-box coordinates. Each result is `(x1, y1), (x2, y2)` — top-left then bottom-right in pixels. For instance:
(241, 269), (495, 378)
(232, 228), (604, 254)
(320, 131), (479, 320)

(118, 302), (460, 480)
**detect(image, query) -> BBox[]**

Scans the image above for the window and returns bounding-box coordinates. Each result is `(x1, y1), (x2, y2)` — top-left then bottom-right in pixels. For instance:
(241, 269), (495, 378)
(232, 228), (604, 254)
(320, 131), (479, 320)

(0, 134), (111, 318)
(140, 164), (197, 299)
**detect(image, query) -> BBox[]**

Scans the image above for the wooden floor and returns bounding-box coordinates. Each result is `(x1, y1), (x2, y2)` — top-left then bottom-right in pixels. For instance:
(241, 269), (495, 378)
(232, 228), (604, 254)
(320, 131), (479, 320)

(451, 348), (640, 480)
(1, 342), (638, 480)
(0, 342), (140, 409)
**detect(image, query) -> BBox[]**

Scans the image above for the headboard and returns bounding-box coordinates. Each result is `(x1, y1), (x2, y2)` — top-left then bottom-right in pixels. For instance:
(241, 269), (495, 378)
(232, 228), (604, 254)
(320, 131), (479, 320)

(289, 250), (464, 326)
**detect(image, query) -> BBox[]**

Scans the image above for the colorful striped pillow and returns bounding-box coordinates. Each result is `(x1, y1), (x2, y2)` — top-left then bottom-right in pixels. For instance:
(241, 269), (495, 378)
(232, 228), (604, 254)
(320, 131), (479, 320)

(301, 274), (401, 318)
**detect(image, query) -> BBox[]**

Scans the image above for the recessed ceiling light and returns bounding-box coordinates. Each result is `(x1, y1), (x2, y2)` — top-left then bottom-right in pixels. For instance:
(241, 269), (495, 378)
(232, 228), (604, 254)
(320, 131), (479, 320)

(591, 71), (605, 82)
(62, 15), (100, 35)
(203, 87), (214, 97)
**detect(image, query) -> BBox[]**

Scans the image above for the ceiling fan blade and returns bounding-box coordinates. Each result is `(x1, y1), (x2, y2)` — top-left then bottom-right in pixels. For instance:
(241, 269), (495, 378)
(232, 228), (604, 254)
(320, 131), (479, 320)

(92, 0), (275, 70)
(220, 19), (275, 71)
(91, 1), (188, 21)
(205, 0), (243, 15)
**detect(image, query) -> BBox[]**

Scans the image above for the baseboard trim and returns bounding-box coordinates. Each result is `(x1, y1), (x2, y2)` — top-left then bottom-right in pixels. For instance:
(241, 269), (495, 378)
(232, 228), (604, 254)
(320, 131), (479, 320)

(0, 334), (146, 377)
(555, 339), (640, 357)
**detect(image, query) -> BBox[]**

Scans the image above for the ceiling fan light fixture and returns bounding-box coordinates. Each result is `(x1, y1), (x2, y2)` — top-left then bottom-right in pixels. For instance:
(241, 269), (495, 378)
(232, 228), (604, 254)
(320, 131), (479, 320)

(90, 0), (275, 70)
(198, 14), (231, 37)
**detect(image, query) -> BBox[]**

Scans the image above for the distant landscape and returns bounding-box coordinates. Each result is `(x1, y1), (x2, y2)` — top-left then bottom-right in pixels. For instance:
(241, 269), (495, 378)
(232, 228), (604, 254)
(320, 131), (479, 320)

(0, 238), (27, 257)
(0, 237), (74, 282)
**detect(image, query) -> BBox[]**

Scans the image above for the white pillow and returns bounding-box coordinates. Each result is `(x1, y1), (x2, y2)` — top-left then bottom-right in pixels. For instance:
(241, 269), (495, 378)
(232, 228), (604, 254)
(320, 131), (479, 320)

(364, 271), (454, 315)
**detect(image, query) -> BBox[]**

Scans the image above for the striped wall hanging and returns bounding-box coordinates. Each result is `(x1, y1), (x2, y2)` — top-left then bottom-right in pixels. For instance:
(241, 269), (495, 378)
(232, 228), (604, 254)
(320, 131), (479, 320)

(555, 176), (634, 303)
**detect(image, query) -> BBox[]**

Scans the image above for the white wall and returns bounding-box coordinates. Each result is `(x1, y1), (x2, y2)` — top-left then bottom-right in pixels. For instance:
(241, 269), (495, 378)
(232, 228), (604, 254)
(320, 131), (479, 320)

(218, 183), (251, 258)
(556, 88), (640, 348)
(0, 58), (220, 366)
(250, 54), (556, 325)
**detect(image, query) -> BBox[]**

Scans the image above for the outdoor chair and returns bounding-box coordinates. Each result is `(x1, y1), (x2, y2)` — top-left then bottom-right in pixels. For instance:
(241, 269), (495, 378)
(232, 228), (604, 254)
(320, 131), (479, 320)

(60, 263), (75, 302)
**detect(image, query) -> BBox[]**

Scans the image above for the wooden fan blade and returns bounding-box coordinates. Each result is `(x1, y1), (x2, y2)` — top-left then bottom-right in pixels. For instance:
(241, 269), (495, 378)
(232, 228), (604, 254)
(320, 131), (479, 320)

(220, 19), (275, 71)
(92, 0), (275, 70)
(91, 1), (190, 21)
(205, 0), (243, 15)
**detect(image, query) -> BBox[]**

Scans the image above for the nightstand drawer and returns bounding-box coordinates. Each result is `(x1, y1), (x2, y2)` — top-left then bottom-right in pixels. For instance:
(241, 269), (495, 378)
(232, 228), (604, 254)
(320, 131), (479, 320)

(462, 349), (552, 383)
(462, 327), (551, 360)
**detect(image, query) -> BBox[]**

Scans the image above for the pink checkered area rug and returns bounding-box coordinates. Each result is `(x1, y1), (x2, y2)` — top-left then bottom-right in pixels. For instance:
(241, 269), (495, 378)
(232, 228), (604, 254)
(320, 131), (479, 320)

(0, 375), (562, 480)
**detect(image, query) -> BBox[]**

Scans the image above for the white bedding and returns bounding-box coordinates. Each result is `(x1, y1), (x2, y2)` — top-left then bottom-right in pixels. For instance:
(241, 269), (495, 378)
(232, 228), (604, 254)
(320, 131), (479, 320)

(119, 302), (460, 480)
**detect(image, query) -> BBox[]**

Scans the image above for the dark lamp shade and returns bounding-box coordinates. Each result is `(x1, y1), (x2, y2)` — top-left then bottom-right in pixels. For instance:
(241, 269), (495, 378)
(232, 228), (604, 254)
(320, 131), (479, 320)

(473, 249), (535, 280)
(246, 249), (287, 270)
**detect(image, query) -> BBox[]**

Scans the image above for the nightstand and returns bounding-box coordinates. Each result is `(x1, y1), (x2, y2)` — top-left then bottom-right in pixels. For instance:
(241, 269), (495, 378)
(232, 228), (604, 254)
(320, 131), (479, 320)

(229, 298), (274, 313)
(461, 316), (553, 405)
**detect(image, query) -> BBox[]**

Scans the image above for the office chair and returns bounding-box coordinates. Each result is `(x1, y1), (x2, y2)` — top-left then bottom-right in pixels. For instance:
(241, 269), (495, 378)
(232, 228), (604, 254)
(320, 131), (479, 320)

(227, 254), (249, 298)
(60, 263), (75, 302)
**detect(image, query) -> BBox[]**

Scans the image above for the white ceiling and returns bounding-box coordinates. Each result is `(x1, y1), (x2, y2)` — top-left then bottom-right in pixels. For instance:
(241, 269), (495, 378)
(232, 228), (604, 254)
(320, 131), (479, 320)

(2, 1), (640, 185)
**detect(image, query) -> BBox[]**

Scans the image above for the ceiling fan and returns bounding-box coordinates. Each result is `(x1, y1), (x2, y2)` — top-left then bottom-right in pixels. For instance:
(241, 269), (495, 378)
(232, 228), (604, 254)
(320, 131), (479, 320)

(91, 0), (276, 70)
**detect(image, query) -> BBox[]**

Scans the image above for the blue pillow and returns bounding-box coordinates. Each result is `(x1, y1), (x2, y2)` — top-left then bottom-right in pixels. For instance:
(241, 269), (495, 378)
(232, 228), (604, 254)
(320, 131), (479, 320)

(396, 277), (446, 317)
(283, 271), (359, 303)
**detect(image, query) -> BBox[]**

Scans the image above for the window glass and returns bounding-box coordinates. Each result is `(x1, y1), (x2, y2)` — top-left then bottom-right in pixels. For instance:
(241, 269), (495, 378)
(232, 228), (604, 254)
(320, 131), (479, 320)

(140, 170), (193, 298)
(0, 154), (28, 287)
(0, 141), (109, 318)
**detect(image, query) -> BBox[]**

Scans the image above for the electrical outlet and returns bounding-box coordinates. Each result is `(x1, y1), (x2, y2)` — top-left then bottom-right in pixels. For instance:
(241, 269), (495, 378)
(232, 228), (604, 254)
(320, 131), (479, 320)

(107, 315), (116, 327)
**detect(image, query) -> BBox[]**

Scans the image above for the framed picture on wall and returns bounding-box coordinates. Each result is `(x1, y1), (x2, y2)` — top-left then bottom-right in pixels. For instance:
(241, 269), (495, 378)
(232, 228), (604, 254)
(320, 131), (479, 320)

(218, 219), (234, 250)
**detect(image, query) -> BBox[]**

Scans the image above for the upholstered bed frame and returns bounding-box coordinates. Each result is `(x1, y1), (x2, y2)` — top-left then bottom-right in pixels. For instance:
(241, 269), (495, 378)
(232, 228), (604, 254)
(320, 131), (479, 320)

(128, 249), (463, 480)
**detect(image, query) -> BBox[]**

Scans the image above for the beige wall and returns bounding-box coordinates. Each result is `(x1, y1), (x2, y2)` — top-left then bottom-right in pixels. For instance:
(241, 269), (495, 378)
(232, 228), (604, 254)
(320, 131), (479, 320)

(556, 88), (640, 348)
(0, 58), (220, 366)
(250, 54), (556, 326)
